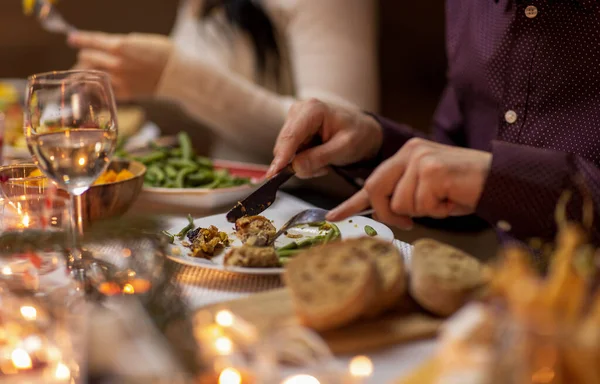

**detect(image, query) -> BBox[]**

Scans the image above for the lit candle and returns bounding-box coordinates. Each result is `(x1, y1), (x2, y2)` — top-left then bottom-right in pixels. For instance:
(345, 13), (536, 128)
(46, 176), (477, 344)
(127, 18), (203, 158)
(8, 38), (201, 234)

(282, 374), (321, 384)
(214, 310), (258, 344)
(219, 367), (242, 384)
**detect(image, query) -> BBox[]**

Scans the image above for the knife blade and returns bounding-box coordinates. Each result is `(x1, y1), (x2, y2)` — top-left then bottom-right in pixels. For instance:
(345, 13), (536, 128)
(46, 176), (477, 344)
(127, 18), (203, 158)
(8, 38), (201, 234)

(226, 163), (296, 223)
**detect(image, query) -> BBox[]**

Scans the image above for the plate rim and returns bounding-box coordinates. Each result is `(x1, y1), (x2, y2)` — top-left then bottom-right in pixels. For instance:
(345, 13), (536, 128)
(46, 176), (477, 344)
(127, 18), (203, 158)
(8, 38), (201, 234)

(166, 213), (395, 275)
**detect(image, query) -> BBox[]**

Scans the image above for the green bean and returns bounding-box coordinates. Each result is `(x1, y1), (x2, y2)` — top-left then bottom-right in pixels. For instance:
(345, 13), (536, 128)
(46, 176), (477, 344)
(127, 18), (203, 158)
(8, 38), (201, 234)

(277, 249), (302, 258)
(164, 165), (178, 179)
(187, 170), (214, 184)
(178, 132), (194, 160)
(330, 223), (341, 240)
(147, 165), (166, 183)
(162, 230), (175, 244)
(175, 167), (197, 188)
(364, 225), (377, 237)
(177, 214), (195, 240)
(136, 151), (166, 165)
(277, 242), (299, 251)
(167, 158), (199, 169)
(296, 236), (326, 248)
(164, 180), (177, 188)
(196, 156), (213, 168)
(170, 148), (183, 157)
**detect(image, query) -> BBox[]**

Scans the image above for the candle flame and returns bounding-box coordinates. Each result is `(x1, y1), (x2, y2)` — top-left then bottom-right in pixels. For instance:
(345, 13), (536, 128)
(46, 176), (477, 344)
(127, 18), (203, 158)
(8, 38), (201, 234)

(349, 355), (373, 377)
(282, 375), (320, 384)
(54, 362), (71, 380)
(20, 305), (37, 321)
(11, 348), (32, 369)
(219, 367), (242, 384)
(78, 157), (86, 166)
(215, 336), (233, 355)
(2, 266), (12, 275)
(215, 310), (235, 327)
(122, 283), (135, 294)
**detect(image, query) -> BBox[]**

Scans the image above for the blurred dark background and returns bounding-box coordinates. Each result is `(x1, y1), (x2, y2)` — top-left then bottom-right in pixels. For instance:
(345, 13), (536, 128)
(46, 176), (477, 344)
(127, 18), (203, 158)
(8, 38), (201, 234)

(0, 0), (447, 135)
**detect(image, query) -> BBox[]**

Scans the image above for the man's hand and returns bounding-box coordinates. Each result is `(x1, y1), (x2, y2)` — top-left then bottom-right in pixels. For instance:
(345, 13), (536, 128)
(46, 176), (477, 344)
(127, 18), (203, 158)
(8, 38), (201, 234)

(327, 138), (492, 228)
(68, 31), (173, 101)
(267, 99), (383, 179)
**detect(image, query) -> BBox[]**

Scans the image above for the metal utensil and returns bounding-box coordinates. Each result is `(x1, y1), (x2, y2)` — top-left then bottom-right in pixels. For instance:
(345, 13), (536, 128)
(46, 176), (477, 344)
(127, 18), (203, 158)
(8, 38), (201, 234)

(32, 0), (76, 34)
(226, 164), (296, 223)
(267, 208), (374, 246)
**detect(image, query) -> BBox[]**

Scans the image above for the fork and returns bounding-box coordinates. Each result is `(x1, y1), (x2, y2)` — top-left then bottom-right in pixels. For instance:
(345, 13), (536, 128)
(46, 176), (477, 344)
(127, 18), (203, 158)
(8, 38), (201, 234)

(267, 208), (374, 246)
(32, 0), (76, 34)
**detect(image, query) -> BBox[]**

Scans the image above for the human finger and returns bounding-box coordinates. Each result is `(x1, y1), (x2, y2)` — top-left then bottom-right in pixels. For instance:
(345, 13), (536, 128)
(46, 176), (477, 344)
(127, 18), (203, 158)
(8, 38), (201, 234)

(268, 101), (326, 177)
(326, 189), (370, 221)
(77, 49), (121, 71)
(68, 31), (125, 53)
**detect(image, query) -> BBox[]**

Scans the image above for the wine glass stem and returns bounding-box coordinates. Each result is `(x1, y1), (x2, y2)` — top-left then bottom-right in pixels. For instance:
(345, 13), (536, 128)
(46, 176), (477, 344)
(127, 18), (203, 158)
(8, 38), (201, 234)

(69, 193), (84, 263)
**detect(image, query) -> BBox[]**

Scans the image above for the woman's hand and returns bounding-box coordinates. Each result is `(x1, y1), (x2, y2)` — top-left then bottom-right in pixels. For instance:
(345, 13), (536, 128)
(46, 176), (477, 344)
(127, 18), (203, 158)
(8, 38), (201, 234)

(267, 99), (383, 179)
(326, 138), (492, 229)
(68, 31), (173, 101)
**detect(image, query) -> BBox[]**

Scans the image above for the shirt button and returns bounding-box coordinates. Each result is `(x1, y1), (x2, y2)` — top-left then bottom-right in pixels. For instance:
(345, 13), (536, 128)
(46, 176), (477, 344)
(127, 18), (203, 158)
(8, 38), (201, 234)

(504, 110), (518, 124)
(525, 5), (538, 18)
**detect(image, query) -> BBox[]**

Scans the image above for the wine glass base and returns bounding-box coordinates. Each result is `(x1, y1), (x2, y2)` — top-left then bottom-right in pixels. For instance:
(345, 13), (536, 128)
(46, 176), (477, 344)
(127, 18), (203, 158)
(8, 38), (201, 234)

(67, 249), (120, 301)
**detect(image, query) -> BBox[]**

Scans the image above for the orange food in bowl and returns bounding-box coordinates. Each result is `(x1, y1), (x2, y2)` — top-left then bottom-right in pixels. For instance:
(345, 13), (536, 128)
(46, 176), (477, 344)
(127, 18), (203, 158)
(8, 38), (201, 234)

(27, 168), (135, 186)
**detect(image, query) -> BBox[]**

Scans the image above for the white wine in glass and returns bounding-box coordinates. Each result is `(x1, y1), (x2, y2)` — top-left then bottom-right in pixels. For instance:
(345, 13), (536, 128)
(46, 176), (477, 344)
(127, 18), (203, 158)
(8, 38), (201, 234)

(24, 70), (118, 278)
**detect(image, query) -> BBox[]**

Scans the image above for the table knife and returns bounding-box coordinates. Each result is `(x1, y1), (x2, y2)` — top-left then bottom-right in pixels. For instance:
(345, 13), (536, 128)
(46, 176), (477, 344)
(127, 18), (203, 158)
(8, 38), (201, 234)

(226, 164), (296, 223)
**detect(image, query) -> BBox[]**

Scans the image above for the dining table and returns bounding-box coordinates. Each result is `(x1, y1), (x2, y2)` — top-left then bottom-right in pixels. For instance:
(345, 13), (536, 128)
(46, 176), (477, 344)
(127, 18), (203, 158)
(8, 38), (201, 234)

(120, 184), (498, 384)
(1, 147), (496, 383)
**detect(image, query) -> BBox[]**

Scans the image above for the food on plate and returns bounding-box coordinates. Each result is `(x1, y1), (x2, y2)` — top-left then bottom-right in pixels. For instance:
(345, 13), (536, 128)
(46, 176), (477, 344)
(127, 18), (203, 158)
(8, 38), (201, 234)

(186, 225), (230, 258)
(284, 238), (381, 332)
(410, 239), (489, 317)
(25, 167), (135, 187)
(276, 222), (341, 260)
(235, 215), (277, 246)
(224, 246), (280, 268)
(364, 225), (378, 237)
(126, 132), (251, 189)
(359, 238), (407, 317)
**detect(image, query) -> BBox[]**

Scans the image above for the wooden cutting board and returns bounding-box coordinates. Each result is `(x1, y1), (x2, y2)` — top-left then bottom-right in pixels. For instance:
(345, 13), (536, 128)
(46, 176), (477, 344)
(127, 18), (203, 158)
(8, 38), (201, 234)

(199, 288), (443, 355)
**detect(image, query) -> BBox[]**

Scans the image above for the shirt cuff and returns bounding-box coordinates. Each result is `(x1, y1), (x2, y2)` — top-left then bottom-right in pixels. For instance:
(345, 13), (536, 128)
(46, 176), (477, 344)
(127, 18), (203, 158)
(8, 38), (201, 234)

(475, 140), (572, 241)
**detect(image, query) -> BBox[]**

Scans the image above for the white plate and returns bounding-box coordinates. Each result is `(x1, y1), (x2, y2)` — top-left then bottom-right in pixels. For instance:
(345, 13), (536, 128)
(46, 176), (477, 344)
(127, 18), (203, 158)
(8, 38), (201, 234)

(139, 160), (268, 210)
(166, 207), (395, 275)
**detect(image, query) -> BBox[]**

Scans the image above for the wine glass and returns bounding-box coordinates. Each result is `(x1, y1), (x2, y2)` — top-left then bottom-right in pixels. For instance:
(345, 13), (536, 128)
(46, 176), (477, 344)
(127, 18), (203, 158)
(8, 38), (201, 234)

(23, 70), (118, 276)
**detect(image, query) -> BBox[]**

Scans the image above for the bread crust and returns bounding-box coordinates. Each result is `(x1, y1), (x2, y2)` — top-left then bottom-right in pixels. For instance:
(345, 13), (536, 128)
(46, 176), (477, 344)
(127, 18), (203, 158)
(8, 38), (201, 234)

(409, 239), (487, 317)
(356, 238), (407, 317)
(284, 240), (382, 332)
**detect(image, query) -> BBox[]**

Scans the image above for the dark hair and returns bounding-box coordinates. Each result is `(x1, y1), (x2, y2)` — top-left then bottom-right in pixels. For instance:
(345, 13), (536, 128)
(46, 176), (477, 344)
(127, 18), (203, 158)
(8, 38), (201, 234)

(201, 0), (281, 79)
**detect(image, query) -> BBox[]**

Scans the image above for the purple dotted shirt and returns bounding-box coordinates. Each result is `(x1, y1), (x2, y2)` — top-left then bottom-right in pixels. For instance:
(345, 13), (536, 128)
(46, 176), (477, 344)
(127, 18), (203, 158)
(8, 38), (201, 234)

(370, 0), (600, 244)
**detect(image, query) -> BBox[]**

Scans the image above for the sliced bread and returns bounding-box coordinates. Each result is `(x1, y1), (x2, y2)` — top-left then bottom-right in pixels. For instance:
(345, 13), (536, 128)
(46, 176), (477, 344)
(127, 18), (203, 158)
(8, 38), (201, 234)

(352, 237), (407, 317)
(284, 240), (381, 332)
(410, 239), (488, 317)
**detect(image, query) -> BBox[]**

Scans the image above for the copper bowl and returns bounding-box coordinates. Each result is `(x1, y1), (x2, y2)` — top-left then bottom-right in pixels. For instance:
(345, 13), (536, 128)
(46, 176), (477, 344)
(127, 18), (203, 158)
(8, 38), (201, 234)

(0, 159), (146, 224)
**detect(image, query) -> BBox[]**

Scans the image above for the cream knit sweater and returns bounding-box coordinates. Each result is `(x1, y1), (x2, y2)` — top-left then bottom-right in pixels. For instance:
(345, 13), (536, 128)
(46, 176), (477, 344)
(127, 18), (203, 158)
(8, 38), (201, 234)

(155, 0), (378, 164)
